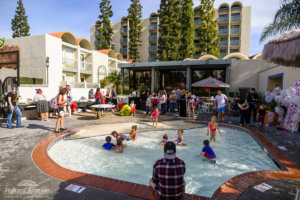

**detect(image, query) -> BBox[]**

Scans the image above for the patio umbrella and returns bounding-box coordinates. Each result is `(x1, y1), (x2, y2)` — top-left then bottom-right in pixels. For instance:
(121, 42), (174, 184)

(262, 29), (300, 67)
(191, 76), (230, 96)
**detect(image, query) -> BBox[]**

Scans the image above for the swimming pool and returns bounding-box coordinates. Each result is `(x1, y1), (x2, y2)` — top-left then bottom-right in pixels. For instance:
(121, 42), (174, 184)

(48, 127), (280, 197)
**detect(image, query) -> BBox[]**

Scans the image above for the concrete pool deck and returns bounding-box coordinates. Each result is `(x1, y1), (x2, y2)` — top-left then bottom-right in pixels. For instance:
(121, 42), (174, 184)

(0, 112), (300, 200)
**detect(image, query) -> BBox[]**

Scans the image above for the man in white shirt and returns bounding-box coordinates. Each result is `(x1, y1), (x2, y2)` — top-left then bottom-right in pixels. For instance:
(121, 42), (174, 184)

(215, 90), (228, 121)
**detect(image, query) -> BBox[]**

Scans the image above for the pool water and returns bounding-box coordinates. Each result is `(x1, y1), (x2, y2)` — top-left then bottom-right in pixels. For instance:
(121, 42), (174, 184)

(48, 127), (280, 197)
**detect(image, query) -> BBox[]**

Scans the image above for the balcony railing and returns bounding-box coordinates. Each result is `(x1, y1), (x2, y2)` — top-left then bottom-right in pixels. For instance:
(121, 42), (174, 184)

(120, 28), (128, 33)
(194, 20), (201, 26)
(193, 54), (201, 59)
(150, 17), (158, 21)
(95, 31), (101, 36)
(149, 25), (158, 30)
(230, 40), (240, 46)
(120, 48), (128, 53)
(218, 18), (229, 23)
(219, 42), (228, 47)
(149, 35), (157, 41)
(149, 46), (157, 51)
(120, 38), (128, 43)
(62, 58), (78, 72)
(231, 28), (241, 34)
(231, 16), (241, 22)
(220, 53), (227, 58)
(219, 8), (229, 12)
(80, 62), (93, 74)
(69, 82), (85, 88)
(148, 57), (157, 62)
(231, 6), (241, 11)
(121, 20), (128, 24)
(218, 29), (228, 35)
(86, 83), (99, 88)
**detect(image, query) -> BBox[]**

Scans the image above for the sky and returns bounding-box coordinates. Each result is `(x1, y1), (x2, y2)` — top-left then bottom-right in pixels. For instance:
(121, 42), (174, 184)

(0, 0), (281, 55)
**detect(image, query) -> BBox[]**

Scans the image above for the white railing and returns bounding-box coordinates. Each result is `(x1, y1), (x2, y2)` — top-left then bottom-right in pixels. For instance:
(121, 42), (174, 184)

(69, 82), (85, 88)
(62, 57), (78, 71)
(86, 83), (99, 88)
(81, 62), (93, 73)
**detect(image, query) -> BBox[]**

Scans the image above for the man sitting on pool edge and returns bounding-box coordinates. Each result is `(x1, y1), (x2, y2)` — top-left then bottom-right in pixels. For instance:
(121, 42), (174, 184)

(150, 141), (186, 200)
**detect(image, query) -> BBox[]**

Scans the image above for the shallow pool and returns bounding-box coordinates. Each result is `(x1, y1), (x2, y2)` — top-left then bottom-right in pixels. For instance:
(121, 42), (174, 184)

(48, 127), (280, 197)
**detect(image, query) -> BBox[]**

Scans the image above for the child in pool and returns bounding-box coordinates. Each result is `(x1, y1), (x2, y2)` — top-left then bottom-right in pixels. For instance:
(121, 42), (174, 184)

(151, 107), (159, 128)
(176, 129), (184, 145)
(201, 140), (216, 163)
(115, 138), (124, 153)
(111, 131), (129, 142)
(159, 134), (169, 145)
(129, 125), (138, 141)
(130, 100), (136, 116)
(102, 136), (115, 150)
(207, 115), (222, 142)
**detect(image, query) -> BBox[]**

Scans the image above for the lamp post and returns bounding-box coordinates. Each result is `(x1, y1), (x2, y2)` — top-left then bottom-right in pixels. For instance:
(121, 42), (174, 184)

(46, 57), (49, 85)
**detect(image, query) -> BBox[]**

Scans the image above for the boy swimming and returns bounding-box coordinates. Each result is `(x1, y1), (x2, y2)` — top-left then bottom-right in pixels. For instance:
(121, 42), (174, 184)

(102, 136), (115, 150)
(201, 140), (216, 164)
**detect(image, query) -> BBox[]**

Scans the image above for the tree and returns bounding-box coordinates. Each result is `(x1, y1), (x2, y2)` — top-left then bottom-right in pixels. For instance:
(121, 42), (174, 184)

(180, 0), (195, 59)
(105, 70), (122, 91)
(260, 0), (300, 42)
(195, 0), (220, 57)
(128, 0), (143, 62)
(97, 0), (113, 49)
(11, 0), (30, 38)
(157, 0), (182, 61)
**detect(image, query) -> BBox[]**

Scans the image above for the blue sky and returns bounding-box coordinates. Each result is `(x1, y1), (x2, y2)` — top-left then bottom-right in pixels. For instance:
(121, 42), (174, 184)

(1, 0), (281, 55)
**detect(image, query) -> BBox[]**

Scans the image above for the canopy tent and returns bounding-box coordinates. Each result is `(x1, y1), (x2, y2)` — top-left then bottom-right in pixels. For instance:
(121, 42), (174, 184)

(262, 29), (300, 67)
(192, 76), (230, 96)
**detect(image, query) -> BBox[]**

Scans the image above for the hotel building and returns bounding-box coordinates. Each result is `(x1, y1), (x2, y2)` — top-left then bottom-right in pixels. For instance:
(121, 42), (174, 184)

(90, 1), (251, 62)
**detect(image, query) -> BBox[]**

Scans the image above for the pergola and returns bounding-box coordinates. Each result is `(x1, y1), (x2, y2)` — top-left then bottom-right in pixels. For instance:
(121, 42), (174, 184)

(118, 59), (232, 92)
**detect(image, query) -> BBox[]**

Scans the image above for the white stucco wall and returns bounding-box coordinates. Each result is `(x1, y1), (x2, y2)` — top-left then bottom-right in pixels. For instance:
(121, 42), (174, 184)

(92, 51), (109, 84)
(0, 34), (47, 83)
(230, 59), (271, 92)
(258, 65), (300, 92)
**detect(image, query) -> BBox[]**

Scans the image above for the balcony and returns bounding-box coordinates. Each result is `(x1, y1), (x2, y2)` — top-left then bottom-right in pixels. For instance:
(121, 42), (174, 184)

(230, 40), (240, 46)
(149, 25), (158, 31)
(121, 20), (128, 24)
(231, 28), (241, 34)
(148, 57), (157, 62)
(86, 83), (99, 88)
(149, 46), (157, 52)
(95, 31), (101, 36)
(80, 62), (93, 74)
(219, 42), (228, 47)
(220, 53), (227, 58)
(120, 28), (128, 34)
(120, 38), (128, 43)
(194, 20), (201, 26)
(69, 82), (85, 88)
(150, 17), (158, 21)
(194, 44), (200, 49)
(231, 16), (241, 22)
(218, 29), (228, 35)
(120, 48), (128, 53)
(218, 18), (229, 23)
(149, 35), (157, 41)
(231, 6), (241, 11)
(194, 33), (199, 37)
(219, 8), (229, 12)
(62, 57), (78, 72)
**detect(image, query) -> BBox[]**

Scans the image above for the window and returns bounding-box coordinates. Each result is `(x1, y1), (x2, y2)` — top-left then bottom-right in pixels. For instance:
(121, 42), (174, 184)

(64, 47), (74, 65)
(122, 45), (127, 49)
(231, 37), (239, 41)
(81, 78), (85, 82)
(219, 14), (228, 18)
(80, 53), (85, 69)
(219, 26), (227, 30)
(111, 44), (115, 50)
(220, 49), (227, 54)
(220, 38), (228, 42)
(231, 25), (240, 29)
(230, 49), (239, 53)
(123, 55), (127, 59)
(151, 43), (157, 47)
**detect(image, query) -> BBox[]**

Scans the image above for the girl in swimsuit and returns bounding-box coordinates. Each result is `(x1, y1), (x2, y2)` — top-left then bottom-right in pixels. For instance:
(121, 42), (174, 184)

(151, 107), (159, 128)
(207, 115), (222, 142)
(176, 129), (184, 145)
(115, 138), (124, 153)
(159, 134), (168, 145)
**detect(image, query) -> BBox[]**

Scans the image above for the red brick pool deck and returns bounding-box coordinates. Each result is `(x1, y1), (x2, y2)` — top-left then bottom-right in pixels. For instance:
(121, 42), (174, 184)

(32, 123), (300, 200)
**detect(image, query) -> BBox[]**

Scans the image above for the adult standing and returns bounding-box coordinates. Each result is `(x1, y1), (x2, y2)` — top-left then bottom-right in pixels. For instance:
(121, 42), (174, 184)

(111, 86), (117, 105)
(247, 88), (259, 122)
(6, 87), (23, 129)
(175, 87), (181, 113)
(140, 90), (147, 111)
(55, 88), (68, 133)
(238, 98), (250, 126)
(88, 89), (95, 99)
(150, 141), (186, 200)
(105, 88), (112, 104)
(33, 89), (49, 121)
(95, 87), (104, 118)
(179, 90), (187, 117)
(160, 92), (166, 115)
(215, 90), (228, 122)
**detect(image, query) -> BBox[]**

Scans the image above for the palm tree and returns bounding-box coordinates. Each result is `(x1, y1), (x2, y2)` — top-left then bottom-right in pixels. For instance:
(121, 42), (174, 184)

(105, 70), (122, 91)
(260, 0), (300, 42)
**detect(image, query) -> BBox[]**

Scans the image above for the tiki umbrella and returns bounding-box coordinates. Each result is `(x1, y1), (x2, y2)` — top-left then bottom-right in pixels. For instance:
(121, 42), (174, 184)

(262, 29), (300, 67)
(191, 76), (230, 96)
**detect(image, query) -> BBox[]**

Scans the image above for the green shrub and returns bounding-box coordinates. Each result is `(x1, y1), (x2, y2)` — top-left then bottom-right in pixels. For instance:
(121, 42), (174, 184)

(18, 77), (43, 85)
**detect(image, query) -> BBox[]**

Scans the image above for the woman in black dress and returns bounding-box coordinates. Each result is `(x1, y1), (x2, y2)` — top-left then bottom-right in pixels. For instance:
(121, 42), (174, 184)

(105, 88), (112, 104)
